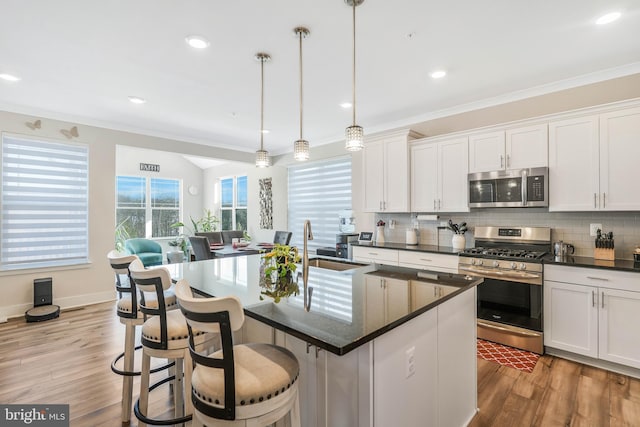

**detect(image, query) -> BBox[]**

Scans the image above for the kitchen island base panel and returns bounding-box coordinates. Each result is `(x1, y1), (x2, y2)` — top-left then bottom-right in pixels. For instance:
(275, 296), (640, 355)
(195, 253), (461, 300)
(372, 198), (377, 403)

(241, 287), (477, 427)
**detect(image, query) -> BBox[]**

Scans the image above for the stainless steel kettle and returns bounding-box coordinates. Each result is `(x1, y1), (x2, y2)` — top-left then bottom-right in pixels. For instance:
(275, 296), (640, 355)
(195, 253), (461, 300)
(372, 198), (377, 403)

(553, 241), (575, 257)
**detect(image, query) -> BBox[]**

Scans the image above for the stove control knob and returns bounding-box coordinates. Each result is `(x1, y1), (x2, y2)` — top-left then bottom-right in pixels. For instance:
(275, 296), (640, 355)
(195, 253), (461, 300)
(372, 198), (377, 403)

(520, 263), (526, 270)
(510, 262), (517, 269)
(493, 260), (499, 267)
(478, 259), (484, 266)
(470, 259), (476, 265)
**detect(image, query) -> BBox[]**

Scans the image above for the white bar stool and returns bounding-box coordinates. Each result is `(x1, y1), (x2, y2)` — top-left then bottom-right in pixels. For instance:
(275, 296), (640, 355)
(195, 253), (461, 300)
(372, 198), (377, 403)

(175, 279), (301, 427)
(129, 259), (215, 426)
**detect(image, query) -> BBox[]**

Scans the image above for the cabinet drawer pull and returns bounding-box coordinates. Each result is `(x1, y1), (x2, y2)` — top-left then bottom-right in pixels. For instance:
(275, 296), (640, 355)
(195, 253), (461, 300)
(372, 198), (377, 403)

(368, 252), (378, 256)
(592, 290), (596, 307)
(602, 291), (605, 308)
(420, 258), (433, 262)
(586, 276), (609, 281)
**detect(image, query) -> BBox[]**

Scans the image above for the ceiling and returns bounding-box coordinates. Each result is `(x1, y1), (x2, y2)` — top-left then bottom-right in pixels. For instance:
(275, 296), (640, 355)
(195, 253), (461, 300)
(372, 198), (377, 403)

(1, 0), (639, 157)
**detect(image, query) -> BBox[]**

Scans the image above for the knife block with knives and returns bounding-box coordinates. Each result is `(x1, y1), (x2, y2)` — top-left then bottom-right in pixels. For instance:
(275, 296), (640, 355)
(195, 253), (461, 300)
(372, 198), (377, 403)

(594, 229), (615, 260)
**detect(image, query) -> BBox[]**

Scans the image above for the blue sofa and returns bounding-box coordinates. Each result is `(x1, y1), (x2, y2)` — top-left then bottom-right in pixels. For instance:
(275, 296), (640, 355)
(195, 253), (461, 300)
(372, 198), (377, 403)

(124, 238), (163, 267)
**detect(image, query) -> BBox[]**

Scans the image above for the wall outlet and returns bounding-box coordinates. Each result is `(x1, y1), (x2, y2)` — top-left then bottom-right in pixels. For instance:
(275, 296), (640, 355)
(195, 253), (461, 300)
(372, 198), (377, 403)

(405, 346), (416, 378)
(389, 219), (396, 230)
(590, 223), (602, 237)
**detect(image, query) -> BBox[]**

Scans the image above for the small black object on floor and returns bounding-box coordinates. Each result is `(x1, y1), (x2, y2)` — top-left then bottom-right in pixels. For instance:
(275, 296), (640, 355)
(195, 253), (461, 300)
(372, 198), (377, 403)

(25, 277), (60, 322)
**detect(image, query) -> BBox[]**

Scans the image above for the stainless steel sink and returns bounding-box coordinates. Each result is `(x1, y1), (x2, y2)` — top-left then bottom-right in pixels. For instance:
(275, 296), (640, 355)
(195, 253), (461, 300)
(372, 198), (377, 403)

(306, 258), (367, 271)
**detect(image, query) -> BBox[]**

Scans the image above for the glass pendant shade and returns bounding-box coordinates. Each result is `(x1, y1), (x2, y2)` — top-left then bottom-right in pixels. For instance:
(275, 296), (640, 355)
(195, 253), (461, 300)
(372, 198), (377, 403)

(255, 149), (270, 168)
(345, 125), (364, 151)
(294, 139), (310, 161)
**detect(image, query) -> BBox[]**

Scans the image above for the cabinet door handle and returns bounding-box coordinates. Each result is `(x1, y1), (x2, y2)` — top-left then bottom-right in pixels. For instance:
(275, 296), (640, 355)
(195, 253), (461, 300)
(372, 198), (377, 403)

(594, 193), (597, 209)
(433, 199), (436, 210)
(438, 199), (441, 210)
(306, 342), (312, 354)
(500, 154), (504, 168)
(315, 346), (322, 358)
(506, 154), (510, 168)
(603, 193), (606, 209)
(587, 276), (609, 281)
(592, 290), (596, 307)
(602, 291), (605, 308)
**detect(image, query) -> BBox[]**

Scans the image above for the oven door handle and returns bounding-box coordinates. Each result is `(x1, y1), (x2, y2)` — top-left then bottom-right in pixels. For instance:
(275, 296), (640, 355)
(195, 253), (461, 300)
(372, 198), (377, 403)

(477, 319), (541, 338)
(458, 265), (541, 280)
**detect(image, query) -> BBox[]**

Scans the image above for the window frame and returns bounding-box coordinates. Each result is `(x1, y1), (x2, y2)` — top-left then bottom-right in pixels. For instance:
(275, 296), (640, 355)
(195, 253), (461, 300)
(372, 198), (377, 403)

(116, 175), (182, 239)
(220, 175), (248, 231)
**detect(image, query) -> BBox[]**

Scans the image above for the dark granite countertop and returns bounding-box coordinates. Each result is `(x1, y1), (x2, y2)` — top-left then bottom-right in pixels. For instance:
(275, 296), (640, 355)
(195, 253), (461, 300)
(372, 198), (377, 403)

(351, 241), (461, 255)
(168, 255), (481, 355)
(543, 255), (640, 273)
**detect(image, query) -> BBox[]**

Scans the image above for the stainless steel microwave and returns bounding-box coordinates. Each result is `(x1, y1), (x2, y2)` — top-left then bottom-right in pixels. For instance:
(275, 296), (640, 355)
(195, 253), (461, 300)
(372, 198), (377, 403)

(468, 167), (548, 208)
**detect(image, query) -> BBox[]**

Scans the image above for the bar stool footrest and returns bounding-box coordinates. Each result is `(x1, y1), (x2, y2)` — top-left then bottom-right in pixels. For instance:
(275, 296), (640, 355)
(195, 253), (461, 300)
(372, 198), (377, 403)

(133, 374), (192, 425)
(111, 345), (175, 376)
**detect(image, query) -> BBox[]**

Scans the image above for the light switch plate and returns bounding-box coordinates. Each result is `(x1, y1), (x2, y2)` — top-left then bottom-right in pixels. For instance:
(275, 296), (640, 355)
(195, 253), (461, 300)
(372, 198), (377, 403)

(590, 223), (602, 237)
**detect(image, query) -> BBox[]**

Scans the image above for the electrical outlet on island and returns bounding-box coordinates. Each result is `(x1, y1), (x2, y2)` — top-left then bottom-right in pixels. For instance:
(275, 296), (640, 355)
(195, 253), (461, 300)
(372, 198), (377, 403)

(590, 223), (602, 237)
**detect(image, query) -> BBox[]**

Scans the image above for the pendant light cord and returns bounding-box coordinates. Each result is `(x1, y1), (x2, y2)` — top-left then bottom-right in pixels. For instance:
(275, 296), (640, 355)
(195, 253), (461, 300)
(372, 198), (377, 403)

(352, 0), (357, 126)
(260, 56), (265, 151)
(299, 31), (304, 140)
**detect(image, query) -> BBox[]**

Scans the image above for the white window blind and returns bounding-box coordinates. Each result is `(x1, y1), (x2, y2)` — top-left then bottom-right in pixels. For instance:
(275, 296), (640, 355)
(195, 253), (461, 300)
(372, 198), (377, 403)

(1, 135), (89, 270)
(288, 157), (352, 252)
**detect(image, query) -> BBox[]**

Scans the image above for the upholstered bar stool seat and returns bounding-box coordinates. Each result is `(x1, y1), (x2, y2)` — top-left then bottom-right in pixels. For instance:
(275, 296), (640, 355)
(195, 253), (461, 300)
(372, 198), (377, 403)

(117, 289), (177, 316)
(192, 343), (299, 420)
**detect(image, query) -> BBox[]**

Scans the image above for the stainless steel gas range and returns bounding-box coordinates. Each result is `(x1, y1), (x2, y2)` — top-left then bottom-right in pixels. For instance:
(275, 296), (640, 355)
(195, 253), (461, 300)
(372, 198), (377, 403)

(458, 226), (551, 354)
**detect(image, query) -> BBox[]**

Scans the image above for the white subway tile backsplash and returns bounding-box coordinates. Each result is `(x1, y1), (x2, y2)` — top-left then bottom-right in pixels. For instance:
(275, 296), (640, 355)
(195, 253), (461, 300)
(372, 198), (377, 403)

(375, 209), (640, 260)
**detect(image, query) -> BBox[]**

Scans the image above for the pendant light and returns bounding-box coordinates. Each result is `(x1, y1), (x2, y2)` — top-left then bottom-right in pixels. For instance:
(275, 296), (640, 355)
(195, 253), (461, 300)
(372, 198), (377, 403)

(344, 0), (364, 152)
(255, 52), (271, 168)
(293, 27), (310, 161)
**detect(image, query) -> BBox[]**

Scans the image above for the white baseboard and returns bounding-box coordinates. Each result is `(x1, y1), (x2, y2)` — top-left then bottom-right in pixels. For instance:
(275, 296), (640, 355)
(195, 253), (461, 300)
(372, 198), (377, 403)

(0, 291), (116, 321)
(546, 347), (640, 380)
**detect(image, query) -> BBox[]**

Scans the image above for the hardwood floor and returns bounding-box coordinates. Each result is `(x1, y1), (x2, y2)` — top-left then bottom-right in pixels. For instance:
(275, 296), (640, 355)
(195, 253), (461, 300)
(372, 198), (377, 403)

(1, 300), (639, 426)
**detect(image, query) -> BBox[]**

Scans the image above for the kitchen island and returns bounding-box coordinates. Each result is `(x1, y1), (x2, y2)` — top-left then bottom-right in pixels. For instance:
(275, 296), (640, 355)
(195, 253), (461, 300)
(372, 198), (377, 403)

(169, 254), (482, 427)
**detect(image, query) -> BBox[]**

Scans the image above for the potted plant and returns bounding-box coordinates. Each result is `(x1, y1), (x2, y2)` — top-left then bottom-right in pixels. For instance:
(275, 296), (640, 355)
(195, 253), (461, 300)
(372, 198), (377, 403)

(115, 217), (133, 252)
(259, 244), (301, 303)
(171, 208), (220, 235)
(167, 235), (188, 263)
(446, 220), (468, 251)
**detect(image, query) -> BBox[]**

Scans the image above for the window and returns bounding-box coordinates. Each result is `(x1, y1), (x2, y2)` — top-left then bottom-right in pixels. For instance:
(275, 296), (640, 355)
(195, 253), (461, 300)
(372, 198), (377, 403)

(1, 134), (89, 270)
(288, 157), (352, 252)
(220, 176), (247, 230)
(116, 176), (180, 238)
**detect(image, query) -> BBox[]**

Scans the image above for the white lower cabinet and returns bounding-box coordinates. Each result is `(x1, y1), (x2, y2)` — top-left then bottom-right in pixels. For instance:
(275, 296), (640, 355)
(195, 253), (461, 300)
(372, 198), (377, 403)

(398, 250), (458, 273)
(351, 246), (398, 266)
(544, 265), (640, 369)
(364, 274), (410, 329)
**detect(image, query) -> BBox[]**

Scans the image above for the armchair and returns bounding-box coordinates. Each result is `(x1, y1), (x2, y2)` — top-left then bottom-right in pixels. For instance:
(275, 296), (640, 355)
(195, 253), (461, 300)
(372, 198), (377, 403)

(124, 238), (163, 267)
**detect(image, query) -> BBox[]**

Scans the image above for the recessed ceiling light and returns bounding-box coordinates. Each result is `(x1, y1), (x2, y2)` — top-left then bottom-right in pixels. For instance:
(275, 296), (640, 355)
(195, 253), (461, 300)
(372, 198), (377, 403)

(430, 70), (447, 79)
(185, 35), (210, 49)
(128, 96), (147, 104)
(596, 12), (621, 25)
(340, 102), (352, 109)
(0, 73), (21, 82)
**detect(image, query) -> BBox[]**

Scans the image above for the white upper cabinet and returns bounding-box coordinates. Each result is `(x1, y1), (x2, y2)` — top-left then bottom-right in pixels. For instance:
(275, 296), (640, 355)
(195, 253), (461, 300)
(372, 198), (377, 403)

(549, 106), (640, 211)
(363, 129), (421, 212)
(548, 115), (600, 211)
(469, 124), (548, 173)
(599, 106), (640, 211)
(410, 137), (469, 213)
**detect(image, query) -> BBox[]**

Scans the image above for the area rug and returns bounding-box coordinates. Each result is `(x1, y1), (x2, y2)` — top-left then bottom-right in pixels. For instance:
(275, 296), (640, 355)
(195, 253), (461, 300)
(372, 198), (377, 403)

(477, 339), (540, 373)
